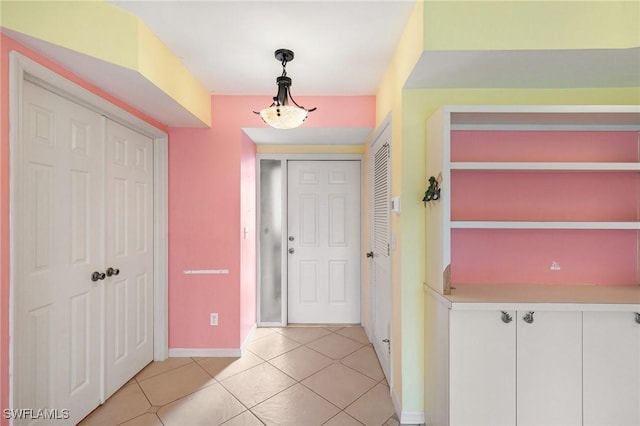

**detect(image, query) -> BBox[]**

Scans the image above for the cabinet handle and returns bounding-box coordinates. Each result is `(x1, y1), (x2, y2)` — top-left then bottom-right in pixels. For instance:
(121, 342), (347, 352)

(523, 311), (535, 324)
(501, 311), (513, 324)
(635, 313), (640, 325)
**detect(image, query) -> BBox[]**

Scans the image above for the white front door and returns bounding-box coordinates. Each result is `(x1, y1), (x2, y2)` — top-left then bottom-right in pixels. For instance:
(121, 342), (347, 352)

(287, 161), (361, 323)
(369, 127), (392, 380)
(16, 81), (104, 424)
(104, 120), (154, 398)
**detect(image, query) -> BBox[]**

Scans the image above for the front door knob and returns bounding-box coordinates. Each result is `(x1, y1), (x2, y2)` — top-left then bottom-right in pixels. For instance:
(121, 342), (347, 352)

(106, 267), (120, 277)
(288, 248), (295, 254)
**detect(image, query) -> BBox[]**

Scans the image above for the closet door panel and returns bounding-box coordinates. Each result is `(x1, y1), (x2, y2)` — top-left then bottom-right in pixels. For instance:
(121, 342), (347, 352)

(18, 81), (104, 424)
(104, 119), (154, 398)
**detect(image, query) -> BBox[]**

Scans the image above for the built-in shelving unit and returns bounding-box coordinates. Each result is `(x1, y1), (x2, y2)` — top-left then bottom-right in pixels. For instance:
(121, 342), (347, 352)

(425, 105), (640, 290)
(423, 105), (640, 426)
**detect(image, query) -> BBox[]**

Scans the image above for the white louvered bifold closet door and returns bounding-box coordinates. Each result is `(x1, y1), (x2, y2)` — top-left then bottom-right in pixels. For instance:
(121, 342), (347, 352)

(373, 143), (390, 260)
(371, 133), (391, 381)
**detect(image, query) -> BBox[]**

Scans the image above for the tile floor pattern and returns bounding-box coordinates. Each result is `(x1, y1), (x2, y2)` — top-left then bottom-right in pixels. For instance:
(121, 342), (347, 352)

(80, 326), (400, 426)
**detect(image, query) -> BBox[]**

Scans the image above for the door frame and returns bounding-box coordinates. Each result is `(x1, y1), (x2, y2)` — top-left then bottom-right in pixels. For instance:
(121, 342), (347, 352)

(8, 52), (169, 405)
(256, 153), (363, 326)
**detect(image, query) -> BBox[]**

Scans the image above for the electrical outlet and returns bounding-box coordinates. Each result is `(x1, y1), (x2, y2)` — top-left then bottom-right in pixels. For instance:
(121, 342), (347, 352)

(210, 313), (218, 326)
(550, 261), (561, 271)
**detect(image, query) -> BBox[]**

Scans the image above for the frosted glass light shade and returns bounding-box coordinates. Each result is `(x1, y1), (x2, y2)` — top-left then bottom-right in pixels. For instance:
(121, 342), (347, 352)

(259, 105), (309, 129)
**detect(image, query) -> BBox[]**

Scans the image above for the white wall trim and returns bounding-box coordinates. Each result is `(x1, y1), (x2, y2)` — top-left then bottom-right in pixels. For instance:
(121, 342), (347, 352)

(8, 51), (169, 412)
(256, 153), (363, 161)
(168, 348), (242, 358)
(391, 387), (426, 425)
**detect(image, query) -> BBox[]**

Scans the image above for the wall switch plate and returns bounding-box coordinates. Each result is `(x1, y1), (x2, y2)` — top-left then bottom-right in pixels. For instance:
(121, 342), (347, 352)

(391, 197), (401, 214)
(210, 313), (218, 326)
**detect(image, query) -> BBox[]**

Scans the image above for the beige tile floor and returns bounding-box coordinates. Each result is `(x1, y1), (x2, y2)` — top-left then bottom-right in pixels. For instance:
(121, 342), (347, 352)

(80, 326), (400, 426)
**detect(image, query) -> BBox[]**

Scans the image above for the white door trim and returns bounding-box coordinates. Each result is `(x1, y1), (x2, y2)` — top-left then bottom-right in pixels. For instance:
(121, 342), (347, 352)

(256, 153), (364, 326)
(8, 52), (168, 408)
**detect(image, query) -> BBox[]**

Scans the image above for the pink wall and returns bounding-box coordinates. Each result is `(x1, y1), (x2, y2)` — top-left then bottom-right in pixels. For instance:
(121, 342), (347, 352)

(167, 94), (375, 350)
(449, 130), (640, 287)
(0, 34), (167, 424)
(0, 32), (375, 417)
(452, 229), (639, 286)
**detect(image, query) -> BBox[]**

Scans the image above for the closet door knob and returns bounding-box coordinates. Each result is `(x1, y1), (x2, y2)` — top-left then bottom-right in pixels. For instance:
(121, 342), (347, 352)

(91, 271), (106, 282)
(106, 267), (120, 277)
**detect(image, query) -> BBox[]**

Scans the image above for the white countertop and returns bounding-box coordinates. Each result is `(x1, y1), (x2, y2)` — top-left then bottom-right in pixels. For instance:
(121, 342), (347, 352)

(424, 283), (640, 311)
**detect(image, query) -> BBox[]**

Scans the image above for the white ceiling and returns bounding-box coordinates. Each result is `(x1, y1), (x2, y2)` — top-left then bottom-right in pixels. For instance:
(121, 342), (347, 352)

(109, 0), (417, 96)
(4, 0), (638, 142)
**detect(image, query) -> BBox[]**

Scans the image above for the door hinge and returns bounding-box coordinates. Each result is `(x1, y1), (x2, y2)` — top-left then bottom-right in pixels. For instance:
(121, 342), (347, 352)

(387, 243), (390, 256)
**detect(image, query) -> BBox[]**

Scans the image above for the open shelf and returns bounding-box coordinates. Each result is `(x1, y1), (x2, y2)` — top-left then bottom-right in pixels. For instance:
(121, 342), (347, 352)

(426, 105), (640, 294)
(451, 221), (640, 230)
(450, 162), (640, 171)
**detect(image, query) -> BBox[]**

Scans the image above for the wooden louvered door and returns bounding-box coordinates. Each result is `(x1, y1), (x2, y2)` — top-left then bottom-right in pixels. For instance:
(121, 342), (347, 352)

(370, 125), (391, 381)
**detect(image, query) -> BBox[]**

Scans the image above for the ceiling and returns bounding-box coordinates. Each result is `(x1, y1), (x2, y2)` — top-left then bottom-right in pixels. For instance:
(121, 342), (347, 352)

(109, 0), (416, 96)
(5, 1), (639, 142)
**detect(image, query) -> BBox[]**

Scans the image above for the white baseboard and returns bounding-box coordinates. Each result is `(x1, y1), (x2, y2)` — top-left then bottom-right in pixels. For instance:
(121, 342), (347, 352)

(400, 411), (426, 425)
(169, 324), (257, 358)
(168, 348), (241, 357)
(391, 386), (426, 425)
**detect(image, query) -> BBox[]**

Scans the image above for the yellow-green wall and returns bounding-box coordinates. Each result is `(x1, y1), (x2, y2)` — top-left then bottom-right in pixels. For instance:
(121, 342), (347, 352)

(1, 0), (211, 126)
(423, 1), (640, 51)
(373, 0), (640, 416)
(370, 0), (425, 411)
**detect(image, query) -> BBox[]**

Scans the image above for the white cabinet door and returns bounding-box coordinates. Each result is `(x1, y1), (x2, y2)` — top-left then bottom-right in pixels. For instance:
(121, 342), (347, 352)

(450, 310), (516, 426)
(583, 311), (640, 426)
(517, 310), (583, 426)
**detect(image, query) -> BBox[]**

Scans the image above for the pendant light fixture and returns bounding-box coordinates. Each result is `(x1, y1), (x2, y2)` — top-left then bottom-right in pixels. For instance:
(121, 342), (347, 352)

(255, 49), (316, 129)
